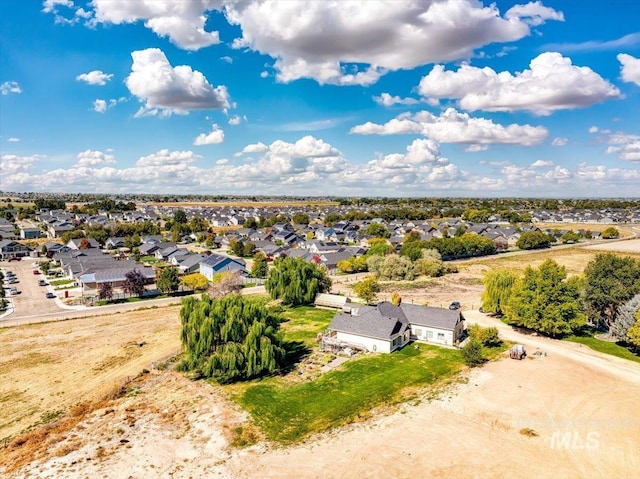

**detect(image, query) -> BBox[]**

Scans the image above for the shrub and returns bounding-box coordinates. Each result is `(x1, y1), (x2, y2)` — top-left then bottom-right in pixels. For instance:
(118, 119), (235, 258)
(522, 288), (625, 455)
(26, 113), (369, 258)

(461, 337), (485, 367)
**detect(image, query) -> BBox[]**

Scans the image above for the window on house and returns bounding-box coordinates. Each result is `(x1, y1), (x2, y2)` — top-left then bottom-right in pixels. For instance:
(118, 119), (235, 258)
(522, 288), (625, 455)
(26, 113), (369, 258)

(415, 328), (422, 337)
(437, 333), (445, 340)
(426, 330), (433, 338)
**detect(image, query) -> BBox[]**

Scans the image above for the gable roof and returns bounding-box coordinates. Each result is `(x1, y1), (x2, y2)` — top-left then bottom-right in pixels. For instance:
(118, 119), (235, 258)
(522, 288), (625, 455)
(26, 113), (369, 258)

(329, 302), (410, 341)
(400, 303), (463, 331)
(329, 301), (463, 341)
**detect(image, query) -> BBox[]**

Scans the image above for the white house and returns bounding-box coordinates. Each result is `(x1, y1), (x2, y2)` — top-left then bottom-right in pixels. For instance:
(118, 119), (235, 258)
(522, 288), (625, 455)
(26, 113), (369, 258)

(323, 301), (464, 353)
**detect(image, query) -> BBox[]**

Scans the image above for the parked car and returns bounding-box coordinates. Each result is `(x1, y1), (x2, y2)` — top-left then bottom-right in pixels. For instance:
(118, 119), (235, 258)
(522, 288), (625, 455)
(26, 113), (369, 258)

(449, 301), (461, 310)
(8, 257), (21, 262)
(38, 279), (48, 286)
(33, 269), (40, 275)
(8, 279), (19, 284)
(10, 288), (20, 295)
(46, 292), (56, 299)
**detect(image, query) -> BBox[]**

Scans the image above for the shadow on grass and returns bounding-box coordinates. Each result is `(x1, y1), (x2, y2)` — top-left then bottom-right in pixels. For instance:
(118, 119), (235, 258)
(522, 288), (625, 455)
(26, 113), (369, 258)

(280, 340), (311, 374)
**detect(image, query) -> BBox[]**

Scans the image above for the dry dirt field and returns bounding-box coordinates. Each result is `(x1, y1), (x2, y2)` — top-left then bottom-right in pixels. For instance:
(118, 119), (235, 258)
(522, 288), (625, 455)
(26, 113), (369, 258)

(585, 238), (640, 253)
(1, 243), (639, 478)
(0, 305), (182, 441)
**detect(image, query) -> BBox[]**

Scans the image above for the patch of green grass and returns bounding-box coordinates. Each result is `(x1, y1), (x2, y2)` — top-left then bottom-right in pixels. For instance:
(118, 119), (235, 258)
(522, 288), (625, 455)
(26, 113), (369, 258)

(39, 409), (64, 425)
(97, 297), (144, 306)
(235, 344), (464, 444)
(279, 306), (335, 347)
(49, 279), (75, 287)
(564, 334), (640, 363)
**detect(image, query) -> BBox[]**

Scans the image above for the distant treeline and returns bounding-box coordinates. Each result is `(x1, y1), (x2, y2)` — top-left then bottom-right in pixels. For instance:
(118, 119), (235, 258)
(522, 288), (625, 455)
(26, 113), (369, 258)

(7, 193), (640, 214)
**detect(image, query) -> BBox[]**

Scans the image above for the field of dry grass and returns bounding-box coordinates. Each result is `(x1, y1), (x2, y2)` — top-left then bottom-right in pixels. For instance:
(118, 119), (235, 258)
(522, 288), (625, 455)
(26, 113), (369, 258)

(0, 305), (182, 443)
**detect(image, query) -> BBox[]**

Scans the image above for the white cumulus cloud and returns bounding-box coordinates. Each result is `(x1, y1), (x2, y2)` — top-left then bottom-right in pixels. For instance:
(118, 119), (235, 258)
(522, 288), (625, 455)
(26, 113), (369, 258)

(76, 149), (116, 166)
(590, 128), (640, 161)
(42, 0), (73, 14)
(194, 124), (225, 145)
(418, 52), (620, 115)
(90, 0), (220, 50)
(93, 99), (107, 113)
(373, 93), (420, 107)
(223, 0), (563, 85)
(7, 137), (20, 142)
(551, 137), (568, 146)
(618, 53), (640, 86)
(76, 70), (113, 85)
(350, 108), (548, 146)
(1, 81), (22, 95)
(125, 48), (230, 117)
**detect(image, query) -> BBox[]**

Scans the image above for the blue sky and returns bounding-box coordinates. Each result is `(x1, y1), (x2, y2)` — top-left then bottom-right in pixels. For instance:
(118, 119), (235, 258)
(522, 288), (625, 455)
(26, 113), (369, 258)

(1, 0), (639, 197)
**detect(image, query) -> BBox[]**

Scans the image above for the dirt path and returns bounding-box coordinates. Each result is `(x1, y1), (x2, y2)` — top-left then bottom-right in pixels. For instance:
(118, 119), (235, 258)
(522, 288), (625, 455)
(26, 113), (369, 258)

(464, 310), (640, 383)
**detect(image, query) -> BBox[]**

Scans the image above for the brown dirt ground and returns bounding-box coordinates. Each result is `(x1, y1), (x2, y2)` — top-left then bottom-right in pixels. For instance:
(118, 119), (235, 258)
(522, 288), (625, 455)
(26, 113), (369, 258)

(1, 242), (639, 478)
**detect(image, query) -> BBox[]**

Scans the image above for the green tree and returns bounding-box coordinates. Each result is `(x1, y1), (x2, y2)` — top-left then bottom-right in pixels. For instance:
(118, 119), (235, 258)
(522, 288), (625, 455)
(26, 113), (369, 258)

(189, 216), (209, 233)
(157, 267), (180, 294)
(505, 259), (586, 337)
(292, 213), (310, 225)
(516, 231), (551, 250)
(181, 273), (209, 291)
(601, 227), (619, 239)
(399, 240), (423, 261)
(229, 238), (245, 257)
(462, 209), (491, 223)
(467, 324), (501, 347)
(414, 249), (446, 277)
(461, 337), (485, 367)
(266, 257), (331, 305)
(251, 252), (268, 279)
(583, 253), (640, 331)
(353, 276), (380, 304)
(242, 241), (256, 257)
(366, 238), (393, 257)
(324, 213), (342, 227)
(173, 209), (188, 224)
(244, 218), (258, 230)
(561, 230), (582, 244)
(365, 223), (391, 238)
(178, 294), (285, 383)
(367, 254), (414, 281)
(481, 269), (518, 316)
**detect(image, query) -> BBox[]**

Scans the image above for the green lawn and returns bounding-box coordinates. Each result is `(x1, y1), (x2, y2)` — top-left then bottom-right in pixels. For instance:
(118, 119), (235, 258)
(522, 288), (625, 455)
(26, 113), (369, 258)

(564, 334), (640, 363)
(235, 344), (464, 444)
(279, 306), (335, 347)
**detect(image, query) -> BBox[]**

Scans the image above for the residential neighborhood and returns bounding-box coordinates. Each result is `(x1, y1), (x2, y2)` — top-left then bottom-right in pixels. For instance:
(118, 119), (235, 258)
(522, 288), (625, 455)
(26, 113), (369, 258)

(1, 195), (638, 306)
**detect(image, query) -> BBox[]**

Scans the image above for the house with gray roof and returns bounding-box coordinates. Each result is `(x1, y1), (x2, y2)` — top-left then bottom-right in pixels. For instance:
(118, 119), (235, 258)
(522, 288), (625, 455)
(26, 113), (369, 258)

(324, 301), (464, 353)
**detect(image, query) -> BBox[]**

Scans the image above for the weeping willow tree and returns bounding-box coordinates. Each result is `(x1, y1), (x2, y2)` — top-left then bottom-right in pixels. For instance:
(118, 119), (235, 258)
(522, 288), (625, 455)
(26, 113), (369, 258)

(265, 257), (331, 305)
(481, 269), (518, 315)
(178, 294), (285, 383)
